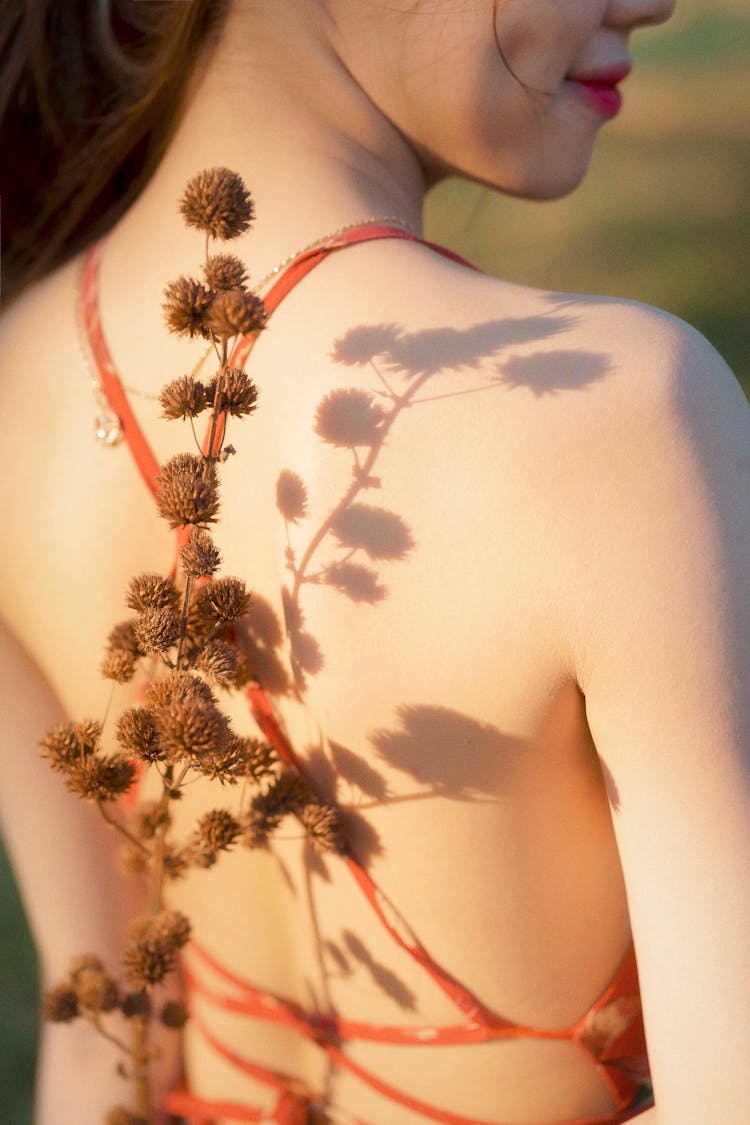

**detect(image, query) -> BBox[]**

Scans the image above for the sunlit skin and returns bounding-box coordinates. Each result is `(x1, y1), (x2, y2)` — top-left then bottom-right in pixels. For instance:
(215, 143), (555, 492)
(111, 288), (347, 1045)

(303, 0), (677, 197)
(3, 2), (750, 1124)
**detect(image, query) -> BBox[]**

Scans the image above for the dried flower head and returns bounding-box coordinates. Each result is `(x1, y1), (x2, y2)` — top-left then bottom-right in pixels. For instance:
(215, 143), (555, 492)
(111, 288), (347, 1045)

(124, 910), (191, 986)
(196, 808), (241, 855)
(205, 368), (259, 417)
(195, 577), (250, 624)
(42, 983), (79, 1022)
(205, 289), (267, 340)
(115, 706), (163, 763)
(156, 452), (220, 528)
(162, 843), (190, 881)
(74, 966), (119, 1012)
(204, 253), (249, 291)
(40, 719), (101, 773)
(299, 802), (346, 855)
(162, 276), (213, 339)
(179, 167), (254, 240)
(134, 606), (181, 655)
(180, 528), (222, 578)
(121, 990), (151, 1019)
(150, 675), (231, 762)
(101, 648), (137, 683)
(107, 619), (141, 657)
(68, 953), (104, 980)
(131, 800), (170, 840)
(127, 574), (181, 614)
(196, 640), (239, 688)
(160, 375), (208, 421)
(119, 842), (149, 876)
(146, 670), (216, 710)
(241, 737), (278, 782)
(65, 753), (136, 802)
(160, 1000), (188, 1029)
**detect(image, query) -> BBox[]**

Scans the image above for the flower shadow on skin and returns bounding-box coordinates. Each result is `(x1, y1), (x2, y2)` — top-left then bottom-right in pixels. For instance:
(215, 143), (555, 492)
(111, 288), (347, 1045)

(370, 704), (526, 803)
(278, 311), (612, 695)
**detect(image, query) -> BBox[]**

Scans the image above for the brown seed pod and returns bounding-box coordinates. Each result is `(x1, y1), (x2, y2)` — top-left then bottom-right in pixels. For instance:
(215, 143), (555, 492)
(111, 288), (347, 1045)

(179, 167), (254, 240)
(160, 375), (208, 420)
(205, 289), (267, 340)
(162, 275), (213, 339)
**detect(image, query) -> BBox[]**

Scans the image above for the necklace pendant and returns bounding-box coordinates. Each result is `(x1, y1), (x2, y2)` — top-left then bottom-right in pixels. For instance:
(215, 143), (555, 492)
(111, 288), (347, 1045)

(94, 410), (124, 446)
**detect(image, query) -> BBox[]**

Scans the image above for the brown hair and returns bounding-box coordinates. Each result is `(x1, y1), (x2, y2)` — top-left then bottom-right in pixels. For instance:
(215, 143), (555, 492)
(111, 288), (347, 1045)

(0, 0), (230, 306)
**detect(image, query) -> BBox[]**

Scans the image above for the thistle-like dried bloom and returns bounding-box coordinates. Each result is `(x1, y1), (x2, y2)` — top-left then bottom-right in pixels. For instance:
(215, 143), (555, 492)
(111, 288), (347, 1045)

(131, 800), (170, 840)
(65, 753), (136, 802)
(156, 452), (220, 528)
(196, 640), (239, 688)
(127, 574), (181, 614)
(160, 1000), (188, 1029)
(74, 966), (119, 1012)
(205, 368), (259, 417)
(162, 275), (213, 339)
(150, 675), (231, 762)
(195, 576), (250, 624)
(204, 253), (249, 291)
(69, 953), (104, 979)
(242, 737), (278, 782)
(147, 670), (215, 710)
(119, 843), (149, 876)
(101, 648), (137, 684)
(115, 706), (164, 763)
(134, 606), (181, 655)
(40, 719), (101, 772)
(299, 802), (346, 855)
(180, 528), (222, 578)
(162, 843), (190, 881)
(107, 619), (141, 657)
(193, 733), (254, 784)
(124, 910), (191, 986)
(121, 990), (151, 1019)
(42, 983), (79, 1022)
(179, 167), (254, 240)
(196, 808), (240, 855)
(160, 375), (208, 420)
(205, 289), (267, 340)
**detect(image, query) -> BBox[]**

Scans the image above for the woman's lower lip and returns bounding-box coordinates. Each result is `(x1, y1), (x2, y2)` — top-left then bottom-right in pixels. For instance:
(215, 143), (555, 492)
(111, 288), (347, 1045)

(568, 80), (623, 119)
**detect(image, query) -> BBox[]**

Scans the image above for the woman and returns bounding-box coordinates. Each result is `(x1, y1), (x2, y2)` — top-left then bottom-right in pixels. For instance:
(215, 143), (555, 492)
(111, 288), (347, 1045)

(1, 1), (749, 1123)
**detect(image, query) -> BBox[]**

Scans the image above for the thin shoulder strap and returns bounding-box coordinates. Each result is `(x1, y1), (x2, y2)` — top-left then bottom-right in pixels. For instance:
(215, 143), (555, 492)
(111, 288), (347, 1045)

(81, 224), (478, 495)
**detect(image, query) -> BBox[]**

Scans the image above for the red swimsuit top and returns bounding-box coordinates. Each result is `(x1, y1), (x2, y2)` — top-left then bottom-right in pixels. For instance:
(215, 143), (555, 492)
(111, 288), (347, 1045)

(80, 227), (653, 1125)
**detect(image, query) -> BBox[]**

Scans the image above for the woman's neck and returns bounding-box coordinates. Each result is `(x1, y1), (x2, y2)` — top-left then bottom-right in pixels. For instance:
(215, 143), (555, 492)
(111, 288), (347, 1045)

(127, 0), (427, 281)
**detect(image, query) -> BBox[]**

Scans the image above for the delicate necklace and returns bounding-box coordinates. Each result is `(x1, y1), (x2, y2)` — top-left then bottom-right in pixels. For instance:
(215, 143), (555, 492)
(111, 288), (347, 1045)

(78, 216), (416, 442)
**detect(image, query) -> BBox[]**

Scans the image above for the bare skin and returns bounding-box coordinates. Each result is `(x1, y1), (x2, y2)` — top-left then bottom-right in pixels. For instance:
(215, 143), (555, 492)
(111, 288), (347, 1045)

(1, 1), (749, 1123)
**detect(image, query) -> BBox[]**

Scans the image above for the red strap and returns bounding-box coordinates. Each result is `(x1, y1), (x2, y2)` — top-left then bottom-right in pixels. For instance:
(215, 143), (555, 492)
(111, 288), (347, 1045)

(81, 245), (161, 498)
(88, 226), (649, 1125)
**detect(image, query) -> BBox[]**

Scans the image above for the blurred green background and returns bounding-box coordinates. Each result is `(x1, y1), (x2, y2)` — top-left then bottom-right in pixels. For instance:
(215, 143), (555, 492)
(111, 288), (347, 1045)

(428, 0), (750, 397)
(1, 1), (748, 1121)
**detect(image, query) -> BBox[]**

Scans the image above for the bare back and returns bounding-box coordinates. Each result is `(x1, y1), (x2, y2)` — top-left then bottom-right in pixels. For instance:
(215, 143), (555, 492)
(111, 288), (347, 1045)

(0, 219), (645, 1123)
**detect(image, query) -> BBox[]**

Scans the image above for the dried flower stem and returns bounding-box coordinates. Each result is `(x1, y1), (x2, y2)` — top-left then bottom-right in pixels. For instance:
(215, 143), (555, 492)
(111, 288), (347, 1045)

(88, 1015), (132, 1056)
(97, 802), (150, 858)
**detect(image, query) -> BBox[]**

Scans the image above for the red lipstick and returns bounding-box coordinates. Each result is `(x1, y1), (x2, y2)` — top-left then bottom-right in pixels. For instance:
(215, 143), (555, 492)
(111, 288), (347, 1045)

(567, 63), (632, 119)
